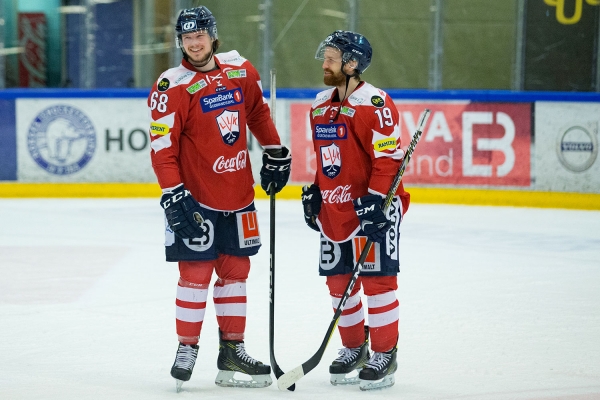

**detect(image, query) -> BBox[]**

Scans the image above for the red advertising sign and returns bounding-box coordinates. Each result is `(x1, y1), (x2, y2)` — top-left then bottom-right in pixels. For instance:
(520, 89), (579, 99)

(18, 13), (47, 87)
(290, 102), (531, 187)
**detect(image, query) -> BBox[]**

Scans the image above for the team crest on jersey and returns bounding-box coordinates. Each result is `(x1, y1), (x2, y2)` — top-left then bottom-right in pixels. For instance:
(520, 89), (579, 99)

(320, 143), (341, 179)
(216, 109), (240, 145)
(315, 124), (347, 140)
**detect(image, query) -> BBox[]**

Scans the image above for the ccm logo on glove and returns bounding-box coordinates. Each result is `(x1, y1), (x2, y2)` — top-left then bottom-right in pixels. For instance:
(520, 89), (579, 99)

(161, 188), (191, 208)
(160, 184), (206, 239)
(352, 194), (391, 243)
(260, 146), (292, 194)
(355, 203), (376, 216)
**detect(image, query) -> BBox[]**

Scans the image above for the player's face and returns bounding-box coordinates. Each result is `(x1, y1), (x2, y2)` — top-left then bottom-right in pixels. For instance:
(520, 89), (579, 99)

(182, 31), (213, 66)
(321, 47), (345, 87)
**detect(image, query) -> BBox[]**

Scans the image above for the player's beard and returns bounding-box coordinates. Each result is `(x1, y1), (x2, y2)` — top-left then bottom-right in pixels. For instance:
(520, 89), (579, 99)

(323, 68), (346, 87)
(186, 48), (213, 68)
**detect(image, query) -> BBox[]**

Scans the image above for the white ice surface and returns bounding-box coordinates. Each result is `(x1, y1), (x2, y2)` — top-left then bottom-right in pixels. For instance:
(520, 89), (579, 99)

(1, 199), (599, 400)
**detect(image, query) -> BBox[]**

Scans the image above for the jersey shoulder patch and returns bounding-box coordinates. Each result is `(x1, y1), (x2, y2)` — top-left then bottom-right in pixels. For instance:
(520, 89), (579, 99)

(156, 65), (196, 91)
(215, 50), (247, 67)
(312, 88), (335, 108)
(348, 82), (388, 107)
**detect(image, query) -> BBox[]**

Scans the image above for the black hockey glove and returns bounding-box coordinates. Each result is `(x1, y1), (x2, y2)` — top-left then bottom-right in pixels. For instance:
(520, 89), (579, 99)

(260, 146), (291, 195)
(301, 184), (322, 232)
(353, 194), (391, 243)
(160, 184), (206, 239)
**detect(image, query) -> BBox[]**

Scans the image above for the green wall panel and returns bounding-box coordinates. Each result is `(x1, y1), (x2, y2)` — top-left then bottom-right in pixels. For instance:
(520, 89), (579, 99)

(360, 0), (431, 89)
(442, 0), (517, 89)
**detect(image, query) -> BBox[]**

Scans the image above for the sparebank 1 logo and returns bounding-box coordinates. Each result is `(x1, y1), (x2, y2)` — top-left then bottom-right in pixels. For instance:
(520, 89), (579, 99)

(27, 105), (96, 175)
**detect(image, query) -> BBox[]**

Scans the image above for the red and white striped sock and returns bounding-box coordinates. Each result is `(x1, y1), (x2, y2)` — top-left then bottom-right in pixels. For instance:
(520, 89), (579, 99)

(175, 278), (209, 345)
(367, 291), (399, 352)
(332, 291), (366, 348)
(213, 278), (247, 341)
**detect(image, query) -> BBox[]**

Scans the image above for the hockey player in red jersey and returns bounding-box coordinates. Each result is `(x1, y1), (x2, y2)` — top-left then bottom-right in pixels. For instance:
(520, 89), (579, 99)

(301, 31), (406, 391)
(148, 6), (291, 391)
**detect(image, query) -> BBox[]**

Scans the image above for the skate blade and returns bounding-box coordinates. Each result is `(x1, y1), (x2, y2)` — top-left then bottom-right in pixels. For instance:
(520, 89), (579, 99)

(174, 379), (184, 392)
(359, 374), (395, 391)
(215, 370), (273, 388)
(330, 370), (361, 385)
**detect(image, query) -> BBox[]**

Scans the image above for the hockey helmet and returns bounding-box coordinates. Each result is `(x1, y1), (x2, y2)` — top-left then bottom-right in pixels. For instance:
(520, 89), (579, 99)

(315, 30), (372, 75)
(175, 6), (218, 48)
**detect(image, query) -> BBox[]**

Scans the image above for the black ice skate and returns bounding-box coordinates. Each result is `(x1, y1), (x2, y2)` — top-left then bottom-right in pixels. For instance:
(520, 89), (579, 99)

(215, 330), (272, 388)
(170, 342), (199, 392)
(358, 344), (397, 391)
(329, 326), (371, 385)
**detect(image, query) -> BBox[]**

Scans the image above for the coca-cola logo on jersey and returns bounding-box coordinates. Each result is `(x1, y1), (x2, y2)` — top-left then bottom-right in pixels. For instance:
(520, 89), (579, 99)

(213, 150), (247, 173)
(321, 185), (352, 204)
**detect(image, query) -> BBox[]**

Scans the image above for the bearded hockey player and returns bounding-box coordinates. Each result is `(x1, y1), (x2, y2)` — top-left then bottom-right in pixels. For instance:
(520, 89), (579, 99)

(301, 30), (406, 391)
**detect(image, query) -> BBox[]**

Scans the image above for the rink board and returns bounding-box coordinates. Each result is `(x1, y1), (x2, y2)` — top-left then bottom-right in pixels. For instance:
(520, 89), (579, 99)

(1, 89), (600, 207)
(0, 183), (598, 210)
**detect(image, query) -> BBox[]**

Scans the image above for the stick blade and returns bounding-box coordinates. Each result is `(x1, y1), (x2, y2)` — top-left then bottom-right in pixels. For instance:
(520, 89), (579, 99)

(272, 365), (296, 391)
(277, 365), (304, 391)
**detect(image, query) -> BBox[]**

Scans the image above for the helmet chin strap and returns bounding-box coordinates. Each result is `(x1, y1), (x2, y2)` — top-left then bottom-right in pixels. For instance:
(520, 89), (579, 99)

(340, 61), (359, 98)
(330, 71), (353, 123)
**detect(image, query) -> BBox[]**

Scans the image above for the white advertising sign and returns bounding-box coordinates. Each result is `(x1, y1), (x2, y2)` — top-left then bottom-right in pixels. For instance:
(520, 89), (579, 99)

(535, 102), (600, 193)
(16, 98), (155, 182)
(15, 98), (287, 184)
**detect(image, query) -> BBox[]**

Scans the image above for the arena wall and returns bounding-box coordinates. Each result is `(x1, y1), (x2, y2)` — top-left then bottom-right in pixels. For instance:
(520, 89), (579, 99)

(1, 89), (599, 210)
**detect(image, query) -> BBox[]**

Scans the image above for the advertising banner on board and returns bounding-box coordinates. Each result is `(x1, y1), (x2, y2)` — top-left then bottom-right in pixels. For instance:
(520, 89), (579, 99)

(535, 102), (600, 193)
(16, 99), (155, 182)
(290, 101), (532, 187)
(15, 98), (270, 184)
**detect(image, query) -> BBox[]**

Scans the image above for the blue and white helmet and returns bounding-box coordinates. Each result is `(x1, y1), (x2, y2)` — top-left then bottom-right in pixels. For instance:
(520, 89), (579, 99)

(315, 30), (373, 74)
(175, 6), (218, 48)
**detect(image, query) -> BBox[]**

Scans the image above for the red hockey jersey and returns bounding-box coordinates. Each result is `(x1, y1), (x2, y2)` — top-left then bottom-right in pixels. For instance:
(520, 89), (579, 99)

(310, 81), (410, 242)
(148, 51), (282, 212)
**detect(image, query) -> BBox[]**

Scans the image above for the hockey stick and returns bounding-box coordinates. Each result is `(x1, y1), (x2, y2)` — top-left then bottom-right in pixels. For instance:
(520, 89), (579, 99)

(267, 69), (295, 391)
(277, 108), (431, 391)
